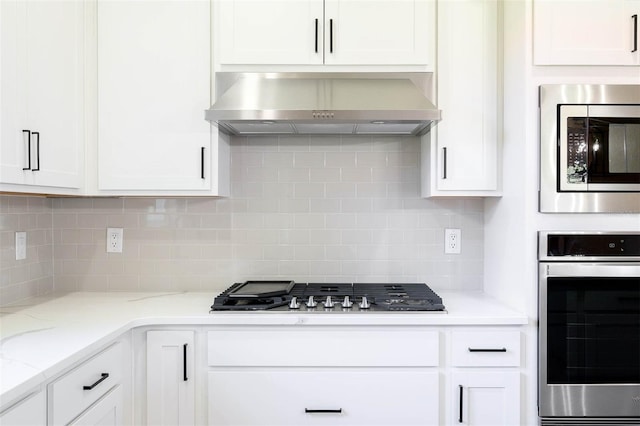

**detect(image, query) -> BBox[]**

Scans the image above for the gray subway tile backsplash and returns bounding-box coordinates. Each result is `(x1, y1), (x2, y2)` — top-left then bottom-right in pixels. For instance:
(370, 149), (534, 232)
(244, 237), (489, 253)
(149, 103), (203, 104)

(0, 135), (483, 306)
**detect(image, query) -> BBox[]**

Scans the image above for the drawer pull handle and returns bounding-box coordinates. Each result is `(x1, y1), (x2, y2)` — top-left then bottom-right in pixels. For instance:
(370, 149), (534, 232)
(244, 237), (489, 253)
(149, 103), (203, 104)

(32, 131), (40, 171)
(468, 347), (507, 352)
(183, 343), (188, 381)
(458, 385), (463, 423)
(83, 373), (109, 390)
(442, 147), (447, 179)
(633, 14), (638, 53)
(305, 408), (342, 414)
(22, 130), (31, 170)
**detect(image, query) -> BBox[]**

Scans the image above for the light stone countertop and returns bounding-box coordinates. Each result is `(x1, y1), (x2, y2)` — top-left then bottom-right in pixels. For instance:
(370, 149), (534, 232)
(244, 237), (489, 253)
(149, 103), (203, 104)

(0, 291), (528, 408)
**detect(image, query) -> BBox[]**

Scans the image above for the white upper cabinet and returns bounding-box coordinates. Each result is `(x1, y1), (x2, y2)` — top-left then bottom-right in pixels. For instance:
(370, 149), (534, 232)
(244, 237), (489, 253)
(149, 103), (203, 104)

(96, 0), (229, 196)
(533, 0), (640, 65)
(422, 0), (500, 196)
(216, 0), (434, 68)
(0, 0), (84, 193)
(218, 0), (325, 65)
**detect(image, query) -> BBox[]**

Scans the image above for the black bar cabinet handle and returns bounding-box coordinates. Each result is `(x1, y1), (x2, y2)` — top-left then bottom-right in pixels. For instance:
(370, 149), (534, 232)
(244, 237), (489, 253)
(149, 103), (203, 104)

(200, 147), (205, 179)
(458, 385), (463, 423)
(468, 347), (507, 352)
(329, 19), (333, 53)
(305, 408), (342, 414)
(183, 343), (188, 381)
(314, 19), (319, 53)
(442, 147), (447, 179)
(633, 15), (638, 53)
(32, 131), (40, 171)
(83, 373), (109, 390)
(22, 130), (31, 170)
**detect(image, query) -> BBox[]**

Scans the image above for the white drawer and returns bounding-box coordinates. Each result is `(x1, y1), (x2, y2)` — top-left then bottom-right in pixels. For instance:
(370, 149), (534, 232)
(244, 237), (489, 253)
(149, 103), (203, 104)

(208, 368), (439, 426)
(208, 327), (439, 367)
(49, 343), (123, 426)
(450, 330), (521, 367)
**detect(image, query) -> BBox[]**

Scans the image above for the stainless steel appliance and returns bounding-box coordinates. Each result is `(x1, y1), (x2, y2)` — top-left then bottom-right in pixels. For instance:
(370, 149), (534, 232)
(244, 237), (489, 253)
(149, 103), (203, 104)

(539, 84), (640, 213)
(205, 72), (441, 136)
(538, 231), (640, 425)
(210, 282), (445, 312)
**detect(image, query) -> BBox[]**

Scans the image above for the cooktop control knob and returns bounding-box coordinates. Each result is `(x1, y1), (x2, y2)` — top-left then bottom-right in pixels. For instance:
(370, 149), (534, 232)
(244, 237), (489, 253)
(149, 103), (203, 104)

(323, 295), (335, 308)
(342, 295), (353, 308)
(288, 296), (300, 309)
(306, 295), (317, 308)
(359, 296), (370, 309)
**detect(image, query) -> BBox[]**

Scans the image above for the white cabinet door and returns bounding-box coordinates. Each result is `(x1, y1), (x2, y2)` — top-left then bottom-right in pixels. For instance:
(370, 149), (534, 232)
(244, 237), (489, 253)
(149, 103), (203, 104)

(0, 0), (84, 191)
(147, 331), (195, 426)
(97, 0), (213, 192)
(533, 0), (640, 65)
(216, 0), (433, 67)
(450, 371), (520, 426)
(0, 390), (46, 426)
(323, 0), (434, 66)
(218, 0), (324, 65)
(422, 0), (500, 196)
(209, 368), (439, 425)
(69, 386), (123, 426)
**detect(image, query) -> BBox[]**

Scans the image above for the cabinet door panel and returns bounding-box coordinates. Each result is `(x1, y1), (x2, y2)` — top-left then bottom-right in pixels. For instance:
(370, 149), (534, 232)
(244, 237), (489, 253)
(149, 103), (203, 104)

(69, 386), (123, 426)
(208, 368), (439, 426)
(26, 0), (84, 189)
(451, 371), (520, 426)
(533, 0), (640, 65)
(97, 0), (211, 191)
(218, 0), (324, 65)
(324, 0), (433, 65)
(147, 331), (195, 426)
(0, 0), (83, 189)
(430, 0), (498, 193)
(0, 390), (46, 426)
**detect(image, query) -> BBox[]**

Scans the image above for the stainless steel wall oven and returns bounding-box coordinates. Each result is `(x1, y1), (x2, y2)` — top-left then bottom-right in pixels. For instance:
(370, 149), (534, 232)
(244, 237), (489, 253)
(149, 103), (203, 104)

(540, 84), (640, 213)
(539, 232), (640, 425)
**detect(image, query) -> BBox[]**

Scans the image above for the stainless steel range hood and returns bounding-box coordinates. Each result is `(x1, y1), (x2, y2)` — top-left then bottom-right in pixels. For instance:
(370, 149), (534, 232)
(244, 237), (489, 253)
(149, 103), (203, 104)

(205, 73), (441, 136)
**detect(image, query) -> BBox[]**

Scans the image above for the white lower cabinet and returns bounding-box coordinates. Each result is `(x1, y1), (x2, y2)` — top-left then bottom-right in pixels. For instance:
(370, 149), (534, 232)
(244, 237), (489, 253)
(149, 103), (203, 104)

(451, 371), (520, 426)
(209, 368), (439, 426)
(0, 390), (46, 426)
(48, 343), (123, 426)
(146, 330), (195, 426)
(69, 386), (123, 426)
(207, 327), (440, 426)
(448, 329), (522, 425)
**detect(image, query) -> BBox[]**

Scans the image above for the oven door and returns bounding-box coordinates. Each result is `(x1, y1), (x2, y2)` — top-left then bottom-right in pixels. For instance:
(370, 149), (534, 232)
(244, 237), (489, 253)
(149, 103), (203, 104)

(559, 105), (640, 192)
(539, 262), (640, 419)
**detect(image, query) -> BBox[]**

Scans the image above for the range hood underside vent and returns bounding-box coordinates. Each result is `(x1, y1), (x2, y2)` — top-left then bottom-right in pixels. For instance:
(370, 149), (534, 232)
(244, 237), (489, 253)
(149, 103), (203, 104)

(206, 73), (441, 136)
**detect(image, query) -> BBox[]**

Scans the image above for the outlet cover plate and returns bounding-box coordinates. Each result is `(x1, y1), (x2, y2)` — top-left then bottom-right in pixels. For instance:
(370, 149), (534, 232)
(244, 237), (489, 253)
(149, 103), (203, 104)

(445, 228), (461, 254)
(106, 227), (123, 253)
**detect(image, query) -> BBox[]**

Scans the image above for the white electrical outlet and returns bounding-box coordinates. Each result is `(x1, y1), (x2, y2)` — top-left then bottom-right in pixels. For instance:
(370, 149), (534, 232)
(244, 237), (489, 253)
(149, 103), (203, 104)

(15, 231), (27, 260)
(106, 227), (123, 253)
(444, 228), (461, 254)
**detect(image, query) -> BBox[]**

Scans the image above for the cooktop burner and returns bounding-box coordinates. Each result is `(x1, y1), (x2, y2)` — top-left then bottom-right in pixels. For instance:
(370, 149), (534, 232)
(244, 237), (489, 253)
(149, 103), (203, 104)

(210, 281), (445, 312)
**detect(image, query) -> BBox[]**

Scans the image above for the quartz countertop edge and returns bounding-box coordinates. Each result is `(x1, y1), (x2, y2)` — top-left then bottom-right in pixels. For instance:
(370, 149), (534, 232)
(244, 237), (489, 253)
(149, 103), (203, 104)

(0, 291), (528, 408)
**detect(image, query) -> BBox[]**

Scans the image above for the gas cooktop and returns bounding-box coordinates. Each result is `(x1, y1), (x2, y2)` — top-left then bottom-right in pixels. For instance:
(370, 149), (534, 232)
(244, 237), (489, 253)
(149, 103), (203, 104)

(210, 281), (446, 312)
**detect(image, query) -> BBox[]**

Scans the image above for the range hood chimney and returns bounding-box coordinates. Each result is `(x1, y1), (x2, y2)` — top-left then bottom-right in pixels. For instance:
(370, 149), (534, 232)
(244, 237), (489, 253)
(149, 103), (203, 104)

(205, 73), (441, 136)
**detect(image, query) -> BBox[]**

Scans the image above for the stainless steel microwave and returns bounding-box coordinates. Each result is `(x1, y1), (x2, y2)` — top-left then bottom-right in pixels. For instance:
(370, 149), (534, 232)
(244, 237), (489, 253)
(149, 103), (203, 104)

(540, 84), (640, 213)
